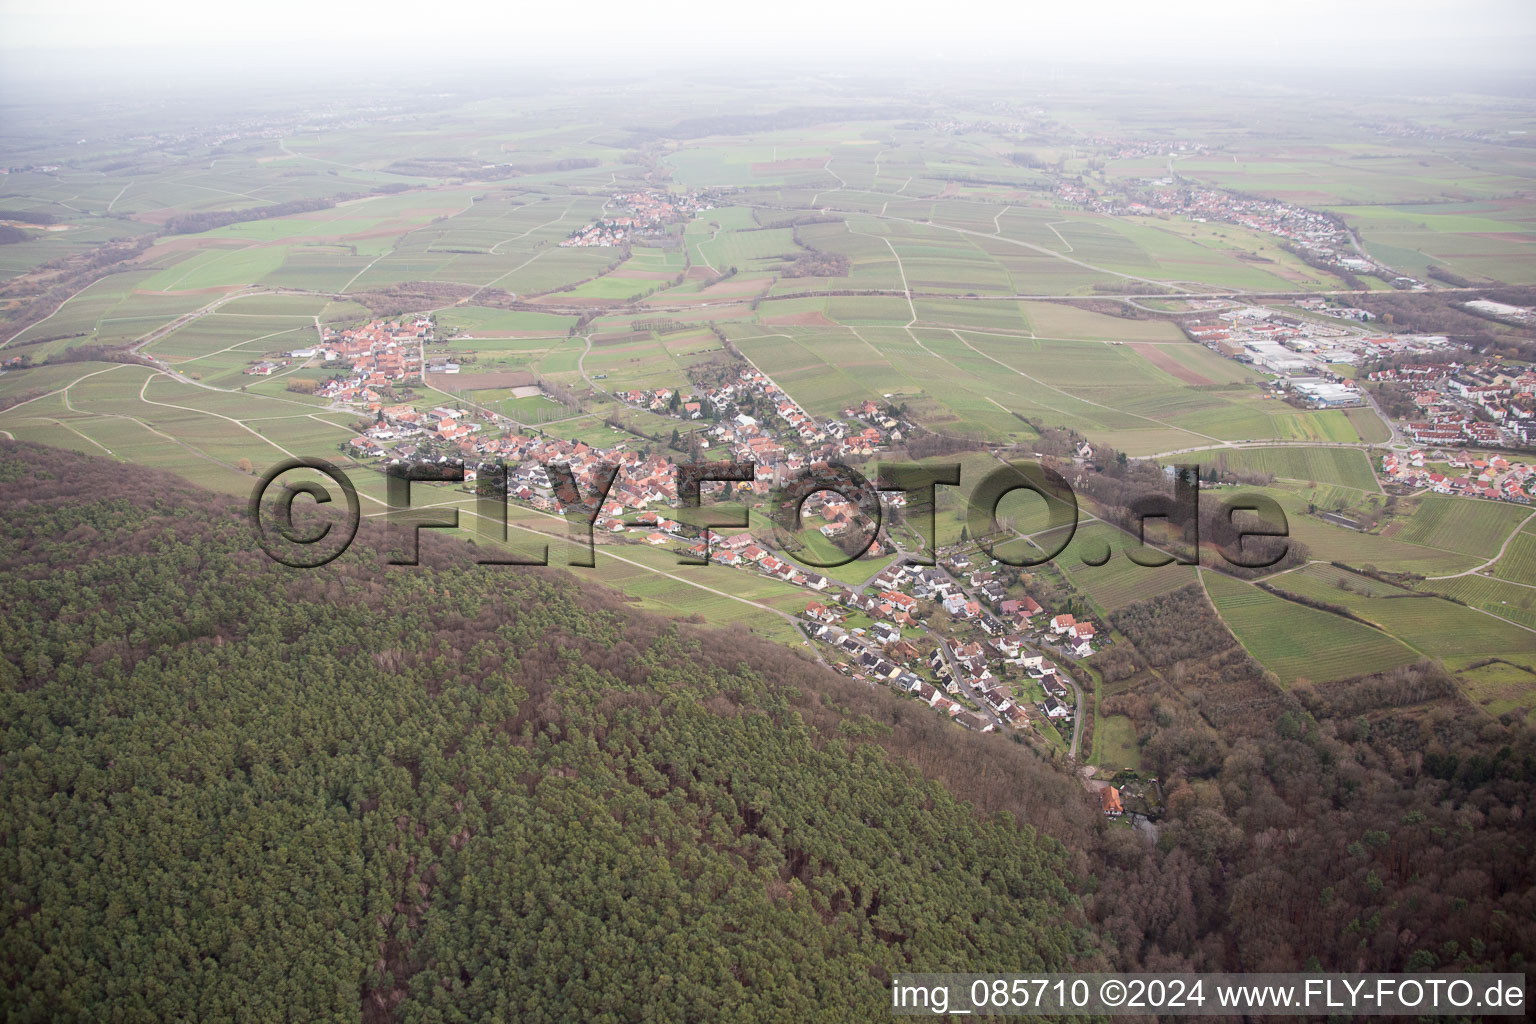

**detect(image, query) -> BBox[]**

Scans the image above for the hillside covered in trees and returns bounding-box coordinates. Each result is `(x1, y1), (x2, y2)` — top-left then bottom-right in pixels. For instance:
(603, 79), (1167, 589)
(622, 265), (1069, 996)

(0, 442), (1099, 1022)
(2, 440), (1534, 1022)
(1095, 584), (1536, 974)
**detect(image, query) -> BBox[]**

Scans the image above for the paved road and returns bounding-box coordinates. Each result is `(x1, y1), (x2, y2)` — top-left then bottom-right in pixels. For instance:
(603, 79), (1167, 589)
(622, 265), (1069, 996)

(854, 552), (910, 591)
(924, 624), (1006, 731)
(1037, 640), (1088, 760)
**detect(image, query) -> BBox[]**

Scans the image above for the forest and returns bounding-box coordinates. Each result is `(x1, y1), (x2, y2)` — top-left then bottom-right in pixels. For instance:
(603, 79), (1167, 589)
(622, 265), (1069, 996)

(1, 439), (1533, 1022)
(0, 441), (1097, 1022)
(1097, 584), (1536, 974)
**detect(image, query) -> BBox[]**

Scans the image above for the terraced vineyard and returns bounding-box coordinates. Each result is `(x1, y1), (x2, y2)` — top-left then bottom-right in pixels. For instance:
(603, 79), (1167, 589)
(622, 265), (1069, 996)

(1394, 496), (1533, 560)
(1419, 575), (1536, 631)
(1254, 489), (1481, 576)
(1494, 528), (1536, 585)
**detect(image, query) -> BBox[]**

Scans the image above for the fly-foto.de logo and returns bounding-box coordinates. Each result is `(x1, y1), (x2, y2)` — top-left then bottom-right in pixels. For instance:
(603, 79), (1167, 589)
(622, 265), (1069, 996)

(250, 457), (1289, 572)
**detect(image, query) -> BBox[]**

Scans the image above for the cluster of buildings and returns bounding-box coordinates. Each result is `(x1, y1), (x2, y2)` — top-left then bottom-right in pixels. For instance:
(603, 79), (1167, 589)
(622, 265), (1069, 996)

(1186, 305), (1355, 372)
(1184, 306), (1493, 423)
(339, 381), (904, 572)
(345, 403), (483, 457)
(683, 530), (834, 582)
(560, 188), (721, 247)
(698, 367), (834, 444)
(1185, 303), (1536, 447)
(1464, 299), (1535, 326)
(1305, 302), (1378, 323)
(252, 316), (430, 383)
(800, 550), (1104, 738)
(1284, 378), (1364, 409)
(312, 318), (430, 388)
(624, 367), (903, 472)
(1053, 173), (1425, 289)
(697, 374), (900, 463)
(1106, 140), (1210, 159)
(1380, 449), (1535, 503)
(1372, 361), (1536, 448)
(616, 387), (690, 417)
(1187, 305), (1452, 376)
(335, 359), (919, 572)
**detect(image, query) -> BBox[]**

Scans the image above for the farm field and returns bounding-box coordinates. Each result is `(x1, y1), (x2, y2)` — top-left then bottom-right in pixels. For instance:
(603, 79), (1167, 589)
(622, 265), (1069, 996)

(1248, 488), (1485, 576)
(1278, 562), (1413, 597)
(1178, 446), (1380, 490)
(1418, 575), (1536, 631)
(1493, 529), (1536, 584)
(438, 307), (577, 335)
(1266, 568), (1535, 661)
(1202, 571), (1421, 683)
(1392, 496), (1533, 561)
(2, 77), (1534, 715)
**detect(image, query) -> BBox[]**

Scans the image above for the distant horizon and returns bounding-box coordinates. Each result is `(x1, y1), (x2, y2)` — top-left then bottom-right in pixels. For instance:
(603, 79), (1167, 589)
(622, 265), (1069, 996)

(1, 0), (1534, 98)
(2, 51), (1535, 110)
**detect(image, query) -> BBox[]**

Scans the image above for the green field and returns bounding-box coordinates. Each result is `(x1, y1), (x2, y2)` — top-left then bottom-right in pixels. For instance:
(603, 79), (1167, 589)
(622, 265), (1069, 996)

(1267, 567), (1534, 661)
(1455, 659), (1536, 720)
(4, 84), (1534, 684)
(1203, 571), (1421, 684)
(1093, 714), (1143, 770)
(1053, 522), (1199, 613)
(1493, 529), (1536, 584)
(1393, 496), (1532, 561)
(1180, 447), (1379, 490)
(438, 307), (578, 335)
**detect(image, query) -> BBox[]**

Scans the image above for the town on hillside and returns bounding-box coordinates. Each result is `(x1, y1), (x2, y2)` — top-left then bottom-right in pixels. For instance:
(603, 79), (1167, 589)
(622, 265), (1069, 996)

(313, 328), (1099, 746)
(801, 549), (1104, 745)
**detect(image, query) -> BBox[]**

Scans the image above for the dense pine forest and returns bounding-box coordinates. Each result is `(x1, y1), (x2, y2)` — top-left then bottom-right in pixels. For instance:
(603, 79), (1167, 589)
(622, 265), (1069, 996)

(2, 440), (1534, 1022)
(0, 442), (1098, 1022)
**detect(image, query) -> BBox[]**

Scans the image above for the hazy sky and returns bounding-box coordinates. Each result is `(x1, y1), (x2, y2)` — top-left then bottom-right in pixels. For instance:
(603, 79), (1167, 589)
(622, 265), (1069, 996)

(1, 0), (1533, 80)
